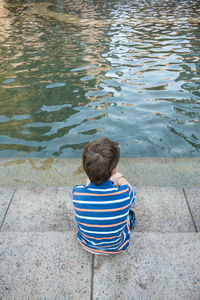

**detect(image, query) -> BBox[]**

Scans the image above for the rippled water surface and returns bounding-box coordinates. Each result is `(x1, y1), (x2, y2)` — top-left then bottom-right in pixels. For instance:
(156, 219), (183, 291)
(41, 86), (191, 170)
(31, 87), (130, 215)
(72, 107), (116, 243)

(0, 0), (200, 157)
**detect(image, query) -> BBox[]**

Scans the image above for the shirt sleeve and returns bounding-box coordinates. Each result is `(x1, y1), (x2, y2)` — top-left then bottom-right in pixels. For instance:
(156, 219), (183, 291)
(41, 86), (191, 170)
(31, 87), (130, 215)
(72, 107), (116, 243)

(71, 185), (77, 201)
(129, 186), (136, 208)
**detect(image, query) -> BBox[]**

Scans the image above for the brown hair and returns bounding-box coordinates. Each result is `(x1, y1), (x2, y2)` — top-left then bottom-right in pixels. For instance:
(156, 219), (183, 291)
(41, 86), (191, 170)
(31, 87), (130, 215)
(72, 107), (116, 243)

(82, 138), (120, 185)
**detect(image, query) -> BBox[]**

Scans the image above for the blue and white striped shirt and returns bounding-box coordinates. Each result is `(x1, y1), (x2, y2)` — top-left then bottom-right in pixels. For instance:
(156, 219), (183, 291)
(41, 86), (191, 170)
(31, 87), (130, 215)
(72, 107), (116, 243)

(72, 180), (136, 255)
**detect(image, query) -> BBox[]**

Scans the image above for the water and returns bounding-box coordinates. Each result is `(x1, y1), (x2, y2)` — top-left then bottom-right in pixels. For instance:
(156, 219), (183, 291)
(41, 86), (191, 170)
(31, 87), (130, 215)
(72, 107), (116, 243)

(0, 0), (200, 158)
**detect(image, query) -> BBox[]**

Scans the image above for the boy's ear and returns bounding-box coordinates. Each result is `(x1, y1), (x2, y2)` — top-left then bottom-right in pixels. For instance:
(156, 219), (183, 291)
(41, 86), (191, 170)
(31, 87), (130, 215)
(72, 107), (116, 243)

(112, 165), (118, 175)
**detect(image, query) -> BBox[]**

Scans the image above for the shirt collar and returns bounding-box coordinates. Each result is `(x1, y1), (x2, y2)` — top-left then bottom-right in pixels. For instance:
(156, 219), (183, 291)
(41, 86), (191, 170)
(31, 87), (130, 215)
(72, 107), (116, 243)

(88, 180), (114, 188)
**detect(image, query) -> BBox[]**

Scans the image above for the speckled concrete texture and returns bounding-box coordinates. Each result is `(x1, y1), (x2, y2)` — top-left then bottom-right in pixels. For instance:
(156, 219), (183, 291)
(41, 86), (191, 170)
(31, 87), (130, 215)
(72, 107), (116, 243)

(1, 187), (75, 232)
(0, 172), (199, 298)
(0, 187), (15, 228)
(184, 188), (200, 232)
(0, 232), (92, 299)
(93, 233), (200, 300)
(134, 187), (195, 232)
(1, 187), (196, 233)
(0, 158), (200, 187)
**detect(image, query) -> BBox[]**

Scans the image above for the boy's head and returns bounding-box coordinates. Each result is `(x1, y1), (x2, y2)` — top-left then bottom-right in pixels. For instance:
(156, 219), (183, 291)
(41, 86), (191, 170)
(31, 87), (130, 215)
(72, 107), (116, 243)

(82, 138), (120, 185)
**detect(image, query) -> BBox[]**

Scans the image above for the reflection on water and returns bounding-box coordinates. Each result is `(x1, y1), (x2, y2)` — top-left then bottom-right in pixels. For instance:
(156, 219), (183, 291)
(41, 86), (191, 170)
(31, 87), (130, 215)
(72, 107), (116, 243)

(0, 0), (200, 157)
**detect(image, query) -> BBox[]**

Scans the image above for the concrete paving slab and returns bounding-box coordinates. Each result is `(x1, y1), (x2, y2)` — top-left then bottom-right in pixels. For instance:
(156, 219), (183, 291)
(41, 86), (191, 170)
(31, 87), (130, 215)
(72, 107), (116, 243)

(1, 187), (75, 232)
(93, 233), (200, 300)
(1, 187), (196, 233)
(184, 188), (200, 232)
(134, 187), (195, 232)
(0, 232), (92, 299)
(0, 187), (15, 228)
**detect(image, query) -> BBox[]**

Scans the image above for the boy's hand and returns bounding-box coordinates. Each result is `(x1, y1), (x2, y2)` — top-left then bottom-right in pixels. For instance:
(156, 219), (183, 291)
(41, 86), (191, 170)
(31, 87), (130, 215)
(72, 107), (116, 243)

(86, 177), (90, 186)
(110, 172), (124, 186)
(110, 172), (133, 190)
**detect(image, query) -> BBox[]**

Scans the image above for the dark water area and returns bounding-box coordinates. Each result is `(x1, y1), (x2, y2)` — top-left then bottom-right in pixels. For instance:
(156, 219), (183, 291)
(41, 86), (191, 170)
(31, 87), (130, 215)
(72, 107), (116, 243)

(0, 0), (200, 158)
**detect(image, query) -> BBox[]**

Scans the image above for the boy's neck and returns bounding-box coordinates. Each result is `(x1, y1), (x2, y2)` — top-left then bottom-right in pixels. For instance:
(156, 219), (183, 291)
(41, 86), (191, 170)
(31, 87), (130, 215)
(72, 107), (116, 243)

(88, 180), (113, 187)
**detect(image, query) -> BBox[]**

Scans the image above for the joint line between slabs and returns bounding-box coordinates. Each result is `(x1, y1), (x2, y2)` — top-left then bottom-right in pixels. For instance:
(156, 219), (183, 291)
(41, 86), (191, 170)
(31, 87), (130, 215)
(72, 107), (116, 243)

(183, 188), (198, 233)
(90, 254), (95, 300)
(0, 188), (17, 231)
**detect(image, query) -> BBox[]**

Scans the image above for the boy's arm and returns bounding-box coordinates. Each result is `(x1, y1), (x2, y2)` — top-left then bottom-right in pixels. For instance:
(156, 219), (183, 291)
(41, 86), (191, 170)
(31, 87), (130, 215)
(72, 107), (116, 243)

(110, 172), (133, 190)
(110, 172), (136, 208)
(86, 177), (90, 186)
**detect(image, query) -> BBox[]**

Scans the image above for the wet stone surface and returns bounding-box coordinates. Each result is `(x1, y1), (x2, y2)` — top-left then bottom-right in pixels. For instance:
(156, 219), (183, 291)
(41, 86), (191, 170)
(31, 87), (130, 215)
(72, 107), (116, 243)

(0, 158), (200, 188)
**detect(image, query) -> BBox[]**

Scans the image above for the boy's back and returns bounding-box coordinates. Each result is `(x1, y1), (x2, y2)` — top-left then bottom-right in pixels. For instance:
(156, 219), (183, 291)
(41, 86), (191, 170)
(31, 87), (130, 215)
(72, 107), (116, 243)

(72, 179), (135, 254)
(72, 138), (136, 254)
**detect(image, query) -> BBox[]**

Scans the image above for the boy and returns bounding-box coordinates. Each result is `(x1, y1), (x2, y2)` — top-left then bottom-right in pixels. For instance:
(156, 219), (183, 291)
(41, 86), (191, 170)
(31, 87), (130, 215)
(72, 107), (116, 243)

(72, 138), (136, 255)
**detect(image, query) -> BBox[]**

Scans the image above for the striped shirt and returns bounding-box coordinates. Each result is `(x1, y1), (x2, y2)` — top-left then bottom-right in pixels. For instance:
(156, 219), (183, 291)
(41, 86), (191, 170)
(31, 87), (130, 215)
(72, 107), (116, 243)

(72, 180), (136, 255)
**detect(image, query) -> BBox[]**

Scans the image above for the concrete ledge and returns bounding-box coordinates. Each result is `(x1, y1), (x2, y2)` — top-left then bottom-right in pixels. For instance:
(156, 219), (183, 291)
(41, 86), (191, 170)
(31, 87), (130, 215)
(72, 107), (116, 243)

(0, 157), (200, 187)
